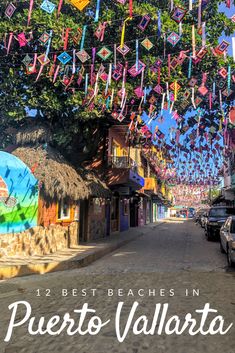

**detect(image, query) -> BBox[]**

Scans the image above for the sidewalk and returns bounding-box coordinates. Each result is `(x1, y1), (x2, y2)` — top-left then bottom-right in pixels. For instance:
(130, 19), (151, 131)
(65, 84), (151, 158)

(0, 221), (164, 280)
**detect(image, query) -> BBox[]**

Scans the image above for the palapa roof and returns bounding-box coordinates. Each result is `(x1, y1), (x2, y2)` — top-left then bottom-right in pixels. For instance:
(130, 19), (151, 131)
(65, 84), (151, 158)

(12, 145), (111, 201)
(13, 146), (89, 201)
(82, 169), (112, 199)
(15, 124), (52, 146)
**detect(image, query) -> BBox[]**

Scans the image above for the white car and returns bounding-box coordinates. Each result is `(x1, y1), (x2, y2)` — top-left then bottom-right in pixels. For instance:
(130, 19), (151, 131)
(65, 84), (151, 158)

(220, 216), (235, 267)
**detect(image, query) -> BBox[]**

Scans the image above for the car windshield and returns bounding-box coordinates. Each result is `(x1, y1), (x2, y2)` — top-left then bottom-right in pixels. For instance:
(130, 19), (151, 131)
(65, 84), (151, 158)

(209, 208), (235, 218)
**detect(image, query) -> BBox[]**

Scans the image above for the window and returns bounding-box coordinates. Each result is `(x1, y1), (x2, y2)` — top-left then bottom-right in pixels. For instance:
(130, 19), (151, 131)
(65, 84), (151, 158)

(209, 208), (235, 217)
(231, 220), (235, 233)
(58, 200), (70, 220)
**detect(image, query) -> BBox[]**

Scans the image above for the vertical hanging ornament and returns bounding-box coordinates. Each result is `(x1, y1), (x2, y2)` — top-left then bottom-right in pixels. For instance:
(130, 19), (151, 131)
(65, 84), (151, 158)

(191, 87), (196, 109)
(179, 22), (182, 36)
(7, 32), (13, 55)
(228, 65), (231, 94)
(35, 65), (44, 82)
(136, 39), (139, 71)
(44, 30), (52, 62)
(209, 92), (212, 110)
(94, 0), (101, 22)
(91, 47), (96, 86)
(80, 25), (87, 51)
(129, 0), (133, 18)
(85, 73), (89, 95)
(232, 37), (235, 62)
(27, 0), (34, 26)
(212, 82), (216, 101)
(114, 44), (117, 67)
(202, 22), (206, 47)
(189, 0), (192, 11)
(72, 49), (76, 74)
(174, 81), (178, 101)
(53, 65), (60, 83)
(170, 0), (174, 12)
(120, 17), (131, 49)
(158, 11), (161, 37)
(198, 0), (202, 28)
(105, 63), (112, 95)
(57, 0), (63, 17)
(63, 28), (70, 51)
(192, 25), (196, 58)
(188, 54), (192, 78)
(168, 54), (171, 78)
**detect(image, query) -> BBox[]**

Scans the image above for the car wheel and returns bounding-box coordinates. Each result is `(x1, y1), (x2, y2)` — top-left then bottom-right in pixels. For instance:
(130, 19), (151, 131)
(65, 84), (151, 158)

(206, 230), (212, 241)
(227, 247), (235, 268)
(220, 241), (225, 254)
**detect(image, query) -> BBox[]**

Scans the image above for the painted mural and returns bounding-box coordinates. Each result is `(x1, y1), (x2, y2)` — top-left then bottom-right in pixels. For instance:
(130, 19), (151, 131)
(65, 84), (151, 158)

(0, 152), (38, 234)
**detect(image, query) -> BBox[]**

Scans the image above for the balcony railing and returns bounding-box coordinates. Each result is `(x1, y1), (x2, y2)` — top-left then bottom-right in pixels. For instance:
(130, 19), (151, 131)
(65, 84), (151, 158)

(109, 156), (138, 173)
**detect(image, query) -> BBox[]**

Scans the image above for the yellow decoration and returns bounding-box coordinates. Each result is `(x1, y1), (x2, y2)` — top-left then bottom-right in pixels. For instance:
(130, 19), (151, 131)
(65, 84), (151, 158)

(68, 0), (90, 11)
(120, 17), (132, 48)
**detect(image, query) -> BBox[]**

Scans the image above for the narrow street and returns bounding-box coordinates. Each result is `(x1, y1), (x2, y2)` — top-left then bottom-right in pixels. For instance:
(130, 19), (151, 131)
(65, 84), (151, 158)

(75, 219), (232, 274)
(0, 220), (234, 353)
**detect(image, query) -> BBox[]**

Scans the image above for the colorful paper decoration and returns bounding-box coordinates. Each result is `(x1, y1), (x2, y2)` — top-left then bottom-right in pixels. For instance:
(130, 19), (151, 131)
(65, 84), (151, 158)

(97, 46), (112, 60)
(5, 3), (16, 18)
(134, 87), (144, 98)
(188, 77), (197, 87)
(150, 59), (162, 73)
(218, 67), (227, 79)
(94, 0), (101, 22)
(153, 84), (163, 94)
(57, 51), (72, 64)
(128, 60), (146, 77)
(171, 7), (187, 23)
(116, 0), (126, 3)
(231, 14), (235, 22)
(215, 40), (230, 55)
(68, 0), (90, 10)
(138, 15), (151, 31)
(117, 44), (130, 56)
(196, 47), (207, 60)
(76, 49), (90, 63)
(141, 38), (153, 51)
(94, 22), (107, 42)
(198, 85), (208, 96)
(22, 54), (32, 67)
(18, 33), (27, 47)
(40, 0), (56, 13)
(39, 32), (50, 45)
(167, 32), (180, 46)
(195, 96), (202, 106)
(28, 0), (34, 26)
(37, 54), (50, 65)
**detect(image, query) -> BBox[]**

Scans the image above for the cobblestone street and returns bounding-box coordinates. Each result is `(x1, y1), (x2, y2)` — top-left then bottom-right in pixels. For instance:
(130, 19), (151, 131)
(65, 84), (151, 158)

(0, 219), (234, 353)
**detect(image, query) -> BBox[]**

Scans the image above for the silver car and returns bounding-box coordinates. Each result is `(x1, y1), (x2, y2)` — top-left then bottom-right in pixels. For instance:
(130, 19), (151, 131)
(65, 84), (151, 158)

(220, 216), (235, 267)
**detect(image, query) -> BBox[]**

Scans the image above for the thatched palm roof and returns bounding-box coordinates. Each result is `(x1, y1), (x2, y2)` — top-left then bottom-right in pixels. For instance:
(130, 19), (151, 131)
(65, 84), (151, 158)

(15, 124), (52, 146)
(13, 146), (89, 201)
(82, 169), (111, 198)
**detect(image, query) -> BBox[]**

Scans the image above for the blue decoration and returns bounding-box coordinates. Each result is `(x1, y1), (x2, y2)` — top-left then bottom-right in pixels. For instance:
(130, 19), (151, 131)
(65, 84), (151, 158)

(40, 0), (56, 14)
(57, 52), (72, 65)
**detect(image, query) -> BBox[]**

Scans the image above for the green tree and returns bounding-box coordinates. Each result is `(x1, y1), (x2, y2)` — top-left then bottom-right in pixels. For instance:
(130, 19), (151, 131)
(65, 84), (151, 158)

(0, 0), (234, 159)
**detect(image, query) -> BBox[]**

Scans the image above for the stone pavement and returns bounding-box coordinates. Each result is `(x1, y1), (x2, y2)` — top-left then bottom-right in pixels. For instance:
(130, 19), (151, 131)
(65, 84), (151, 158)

(0, 220), (234, 353)
(0, 221), (164, 280)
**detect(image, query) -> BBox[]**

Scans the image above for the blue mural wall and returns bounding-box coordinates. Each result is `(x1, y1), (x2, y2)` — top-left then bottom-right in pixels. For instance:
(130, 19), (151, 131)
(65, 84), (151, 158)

(0, 152), (38, 234)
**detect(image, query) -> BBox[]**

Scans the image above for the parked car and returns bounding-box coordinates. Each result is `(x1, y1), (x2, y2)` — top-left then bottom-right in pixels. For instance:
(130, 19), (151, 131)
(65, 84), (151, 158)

(204, 206), (235, 241)
(220, 216), (235, 267)
(195, 208), (208, 226)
